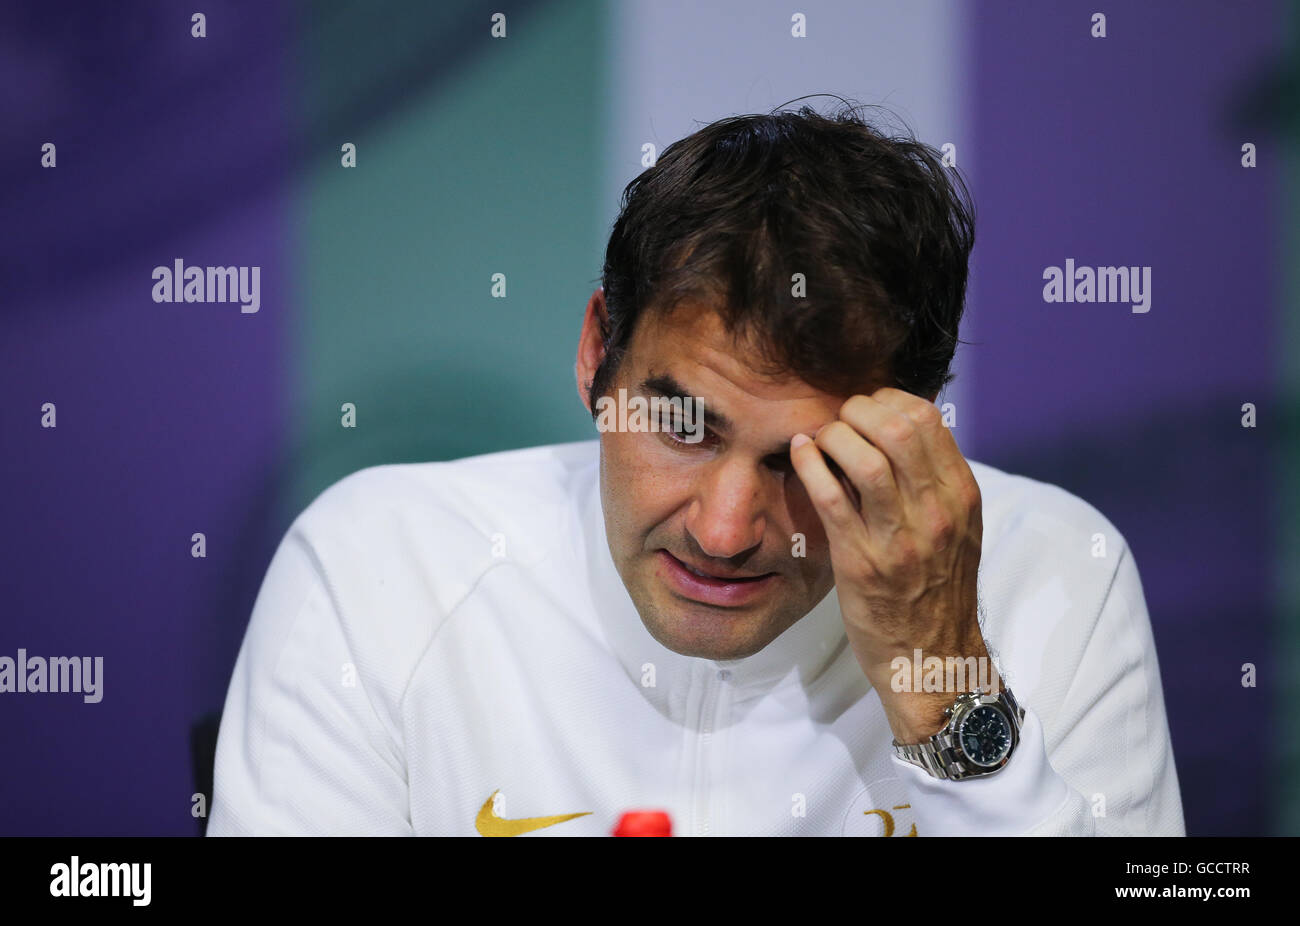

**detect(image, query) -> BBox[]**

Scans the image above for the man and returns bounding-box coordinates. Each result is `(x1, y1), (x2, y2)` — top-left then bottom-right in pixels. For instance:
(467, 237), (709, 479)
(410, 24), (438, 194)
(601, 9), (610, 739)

(208, 105), (1184, 836)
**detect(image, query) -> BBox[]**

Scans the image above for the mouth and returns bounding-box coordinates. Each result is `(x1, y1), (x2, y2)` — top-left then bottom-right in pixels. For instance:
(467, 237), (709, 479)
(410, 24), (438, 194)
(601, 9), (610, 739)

(656, 550), (779, 607)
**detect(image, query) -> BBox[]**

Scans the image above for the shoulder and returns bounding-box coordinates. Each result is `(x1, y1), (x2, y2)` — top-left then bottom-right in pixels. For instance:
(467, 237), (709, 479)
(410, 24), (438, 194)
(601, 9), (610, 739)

(266, 441), (597, 684)
(968, 457), (1127, 557)
(293, 439), (598, 609)
(966, 457), (1138, 662)
(965, 458), (1149, 702)
(300, 439), (597, 542)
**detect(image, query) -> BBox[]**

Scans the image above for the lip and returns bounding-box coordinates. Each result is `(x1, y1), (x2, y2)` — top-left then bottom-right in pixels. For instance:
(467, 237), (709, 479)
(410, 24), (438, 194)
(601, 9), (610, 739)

(655, 550), (778, 607)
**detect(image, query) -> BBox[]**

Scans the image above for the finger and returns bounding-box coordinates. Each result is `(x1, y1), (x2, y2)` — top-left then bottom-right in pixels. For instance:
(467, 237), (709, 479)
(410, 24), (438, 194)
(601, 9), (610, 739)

(789, 432), (868, 541)
(812, 420), (903, 531)
(867, 389), (984, 535)
(837, 393), (938, 499)
(861, 389), (966, 490)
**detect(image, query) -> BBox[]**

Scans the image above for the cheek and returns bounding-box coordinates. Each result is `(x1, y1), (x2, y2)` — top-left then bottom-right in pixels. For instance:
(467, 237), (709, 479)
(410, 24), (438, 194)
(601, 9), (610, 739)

(602, 432), (692, 545)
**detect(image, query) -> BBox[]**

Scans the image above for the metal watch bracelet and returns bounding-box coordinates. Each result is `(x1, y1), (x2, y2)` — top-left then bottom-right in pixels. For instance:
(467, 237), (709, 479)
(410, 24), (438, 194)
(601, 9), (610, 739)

(892, 687), (1026, 781)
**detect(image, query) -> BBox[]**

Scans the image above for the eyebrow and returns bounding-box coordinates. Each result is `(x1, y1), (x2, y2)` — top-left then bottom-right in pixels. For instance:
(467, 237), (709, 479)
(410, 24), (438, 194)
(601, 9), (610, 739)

(638, 374), (797, 461)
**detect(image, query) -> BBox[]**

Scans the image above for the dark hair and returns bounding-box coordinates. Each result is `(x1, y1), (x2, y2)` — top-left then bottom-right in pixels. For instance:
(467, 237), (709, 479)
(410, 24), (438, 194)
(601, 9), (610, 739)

(592, 99), (976, 409)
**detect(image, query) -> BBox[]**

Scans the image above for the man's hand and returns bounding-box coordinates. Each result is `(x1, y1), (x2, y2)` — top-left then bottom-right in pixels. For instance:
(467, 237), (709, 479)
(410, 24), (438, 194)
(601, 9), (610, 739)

(789, 388), (1000, 745)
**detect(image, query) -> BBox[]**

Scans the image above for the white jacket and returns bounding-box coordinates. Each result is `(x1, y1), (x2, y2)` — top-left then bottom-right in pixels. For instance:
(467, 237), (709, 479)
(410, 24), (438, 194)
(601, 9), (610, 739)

(208, 439), (1185, 836)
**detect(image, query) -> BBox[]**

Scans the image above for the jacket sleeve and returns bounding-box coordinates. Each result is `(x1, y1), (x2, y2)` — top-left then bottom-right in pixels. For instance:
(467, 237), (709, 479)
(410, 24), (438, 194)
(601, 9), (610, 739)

(206, 523), (413, 836)
(889, 541), (1186, 836)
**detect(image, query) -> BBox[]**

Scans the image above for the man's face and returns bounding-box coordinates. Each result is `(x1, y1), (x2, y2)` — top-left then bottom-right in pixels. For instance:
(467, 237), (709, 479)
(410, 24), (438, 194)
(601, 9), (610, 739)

(579, 296), (854, 661)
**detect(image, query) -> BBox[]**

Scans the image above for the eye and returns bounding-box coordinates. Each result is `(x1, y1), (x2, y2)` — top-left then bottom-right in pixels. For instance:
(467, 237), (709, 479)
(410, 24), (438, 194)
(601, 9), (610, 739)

(659, 422), (714, 447)
(655, 404), (713, 447)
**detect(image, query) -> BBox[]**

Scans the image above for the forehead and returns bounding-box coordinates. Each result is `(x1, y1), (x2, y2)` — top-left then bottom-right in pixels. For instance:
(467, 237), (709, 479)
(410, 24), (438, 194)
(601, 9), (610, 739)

(623, 301), (846, 427)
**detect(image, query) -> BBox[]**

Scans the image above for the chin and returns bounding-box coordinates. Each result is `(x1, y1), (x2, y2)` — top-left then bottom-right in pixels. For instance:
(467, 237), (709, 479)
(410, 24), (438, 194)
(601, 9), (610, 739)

(638, 597), (777, 660)
(661, 634), (764, 661)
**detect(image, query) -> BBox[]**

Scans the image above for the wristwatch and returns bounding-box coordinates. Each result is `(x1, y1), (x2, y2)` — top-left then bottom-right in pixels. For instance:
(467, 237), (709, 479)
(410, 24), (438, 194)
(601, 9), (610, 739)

(892, 687), (1026, 781)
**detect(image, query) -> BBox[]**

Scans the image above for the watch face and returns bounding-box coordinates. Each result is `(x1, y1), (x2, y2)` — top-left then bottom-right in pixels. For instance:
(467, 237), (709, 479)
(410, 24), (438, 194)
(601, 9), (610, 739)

(957, 705), (1013, 767)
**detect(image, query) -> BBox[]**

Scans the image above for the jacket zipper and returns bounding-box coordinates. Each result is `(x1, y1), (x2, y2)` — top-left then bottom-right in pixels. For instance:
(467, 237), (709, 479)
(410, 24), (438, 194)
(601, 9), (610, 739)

(693, 669), (723, 836)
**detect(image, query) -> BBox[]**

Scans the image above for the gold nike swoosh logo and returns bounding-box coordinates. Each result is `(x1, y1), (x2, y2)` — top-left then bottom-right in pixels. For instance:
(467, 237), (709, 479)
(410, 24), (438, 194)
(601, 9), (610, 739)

(475, 790), (591, 837)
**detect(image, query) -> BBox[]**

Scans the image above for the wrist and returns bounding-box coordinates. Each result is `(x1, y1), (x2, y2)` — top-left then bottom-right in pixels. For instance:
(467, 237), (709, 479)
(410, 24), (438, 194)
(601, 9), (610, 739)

(876, 664), (1006, 745)
(892, 687), (1027, 781)
(881, 690), (955, 744)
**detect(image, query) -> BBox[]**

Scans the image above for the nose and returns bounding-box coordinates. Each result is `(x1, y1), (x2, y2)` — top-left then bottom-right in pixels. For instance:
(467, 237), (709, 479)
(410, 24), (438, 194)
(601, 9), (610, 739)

(684, 456), (768, 561)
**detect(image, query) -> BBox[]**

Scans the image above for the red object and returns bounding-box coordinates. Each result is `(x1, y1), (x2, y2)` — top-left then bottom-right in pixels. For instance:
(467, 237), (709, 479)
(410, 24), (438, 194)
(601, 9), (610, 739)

(612, 811), (673, 836)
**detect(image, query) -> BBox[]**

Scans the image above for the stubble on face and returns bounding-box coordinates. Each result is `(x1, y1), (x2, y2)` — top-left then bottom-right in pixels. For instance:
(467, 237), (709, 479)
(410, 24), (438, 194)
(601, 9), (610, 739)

(595, 303), (846, 661)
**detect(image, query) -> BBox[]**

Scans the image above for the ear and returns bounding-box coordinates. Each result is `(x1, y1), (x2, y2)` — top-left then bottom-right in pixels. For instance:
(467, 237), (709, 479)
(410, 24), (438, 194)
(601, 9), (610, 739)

(575, 287), (609, 414)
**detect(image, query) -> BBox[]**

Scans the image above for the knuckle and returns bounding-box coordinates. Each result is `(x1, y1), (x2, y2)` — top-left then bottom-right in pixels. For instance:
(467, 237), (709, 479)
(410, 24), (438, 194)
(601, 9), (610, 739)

(927, 508), (954, 543)
(909, 402), (942, 429)
(858, 452), (890, 487)
(883, 417), (916, 446)
(812, 485), (846, 514)
(891, 533), (920, 563)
